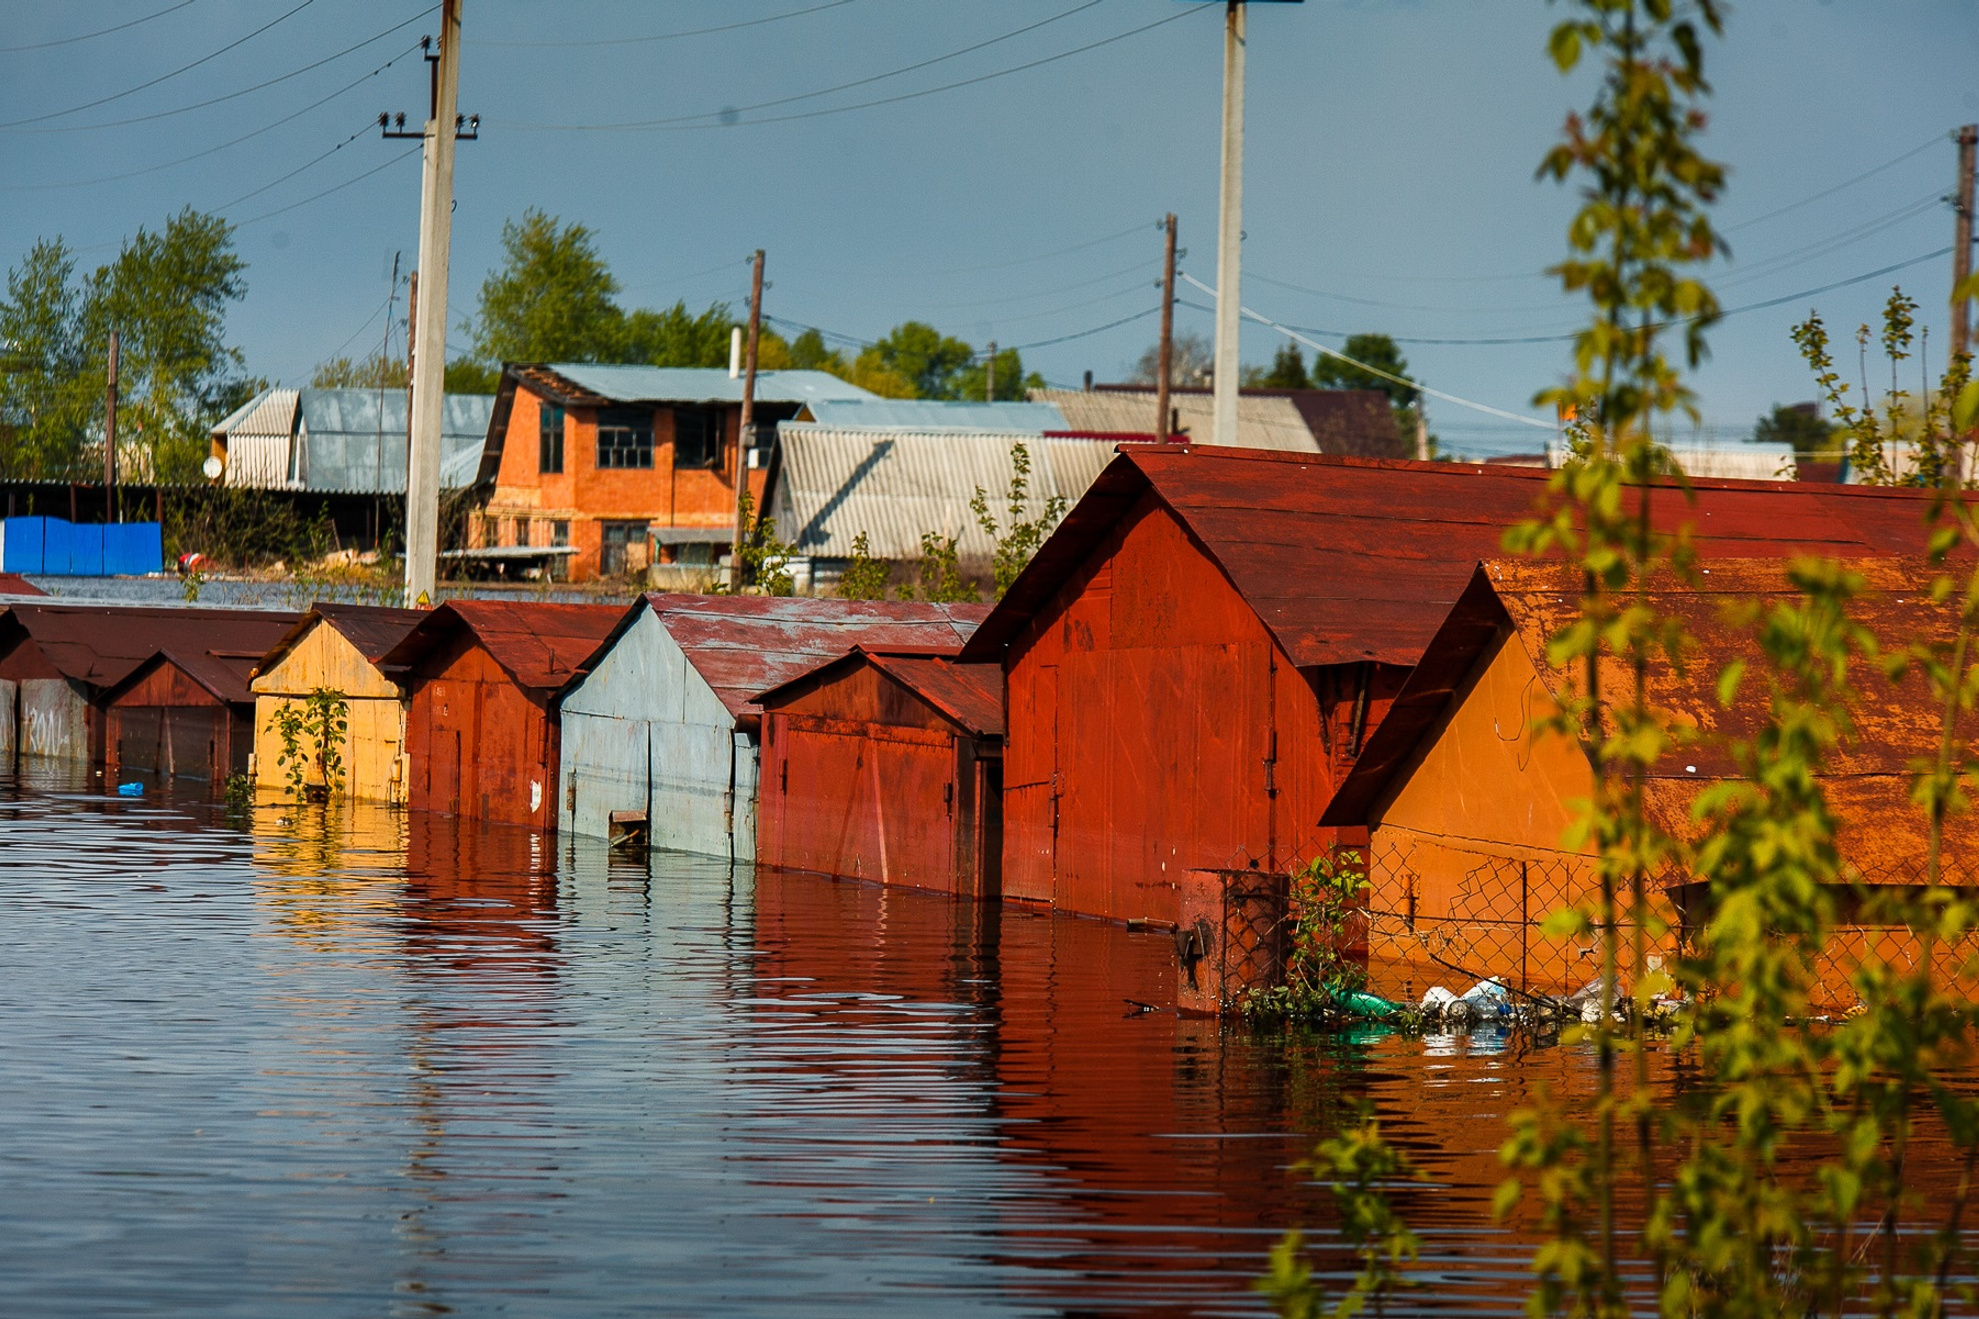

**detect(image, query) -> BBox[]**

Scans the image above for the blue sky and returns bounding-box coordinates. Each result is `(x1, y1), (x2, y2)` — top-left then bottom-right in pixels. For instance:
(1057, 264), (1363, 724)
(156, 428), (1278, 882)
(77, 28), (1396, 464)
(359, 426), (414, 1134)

(3, 0), (1975, 457)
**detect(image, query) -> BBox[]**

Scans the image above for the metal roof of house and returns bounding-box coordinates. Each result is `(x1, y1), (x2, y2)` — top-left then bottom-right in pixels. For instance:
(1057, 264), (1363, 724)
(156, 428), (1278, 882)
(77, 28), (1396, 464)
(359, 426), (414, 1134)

(770, 427), (1119, 560)
(613, 593), (990, 721)
(1323, 556), (1971, 872)
(960, 446), (1956, 670)
(107, 647), (261, 707)
(751, 646), (1004, 737)
(0, 603), (300, 691)
(533, 364), (876, 406)
(210, 387), (299, 439)
(252, 602), (429, 680)
(799, 399), (1065, 432)
(1031, 387), (1319, 454)
(380, 600), (624, 696)
(297, 389), (492, 494)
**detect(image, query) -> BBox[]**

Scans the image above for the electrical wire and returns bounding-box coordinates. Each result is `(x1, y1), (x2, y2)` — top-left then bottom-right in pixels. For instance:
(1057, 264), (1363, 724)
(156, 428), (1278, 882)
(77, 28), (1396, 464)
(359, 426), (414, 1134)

(1004, 306), (1161, 351)
(0, 40), (424, 190)
(0, 0), (198, 53)
(834, 222), (1153, 281)
(0, 0), (320, 129)
(920, 259), (1153, 311)
(1723, 133), (1948, 233)
(228, 144), (421, 229)
(211, 121), (378, 212)
(507, 0), (1105, 130)
(12, 7), (431, 134)
(1180, 274), (1556, 429)
(470, 0), (860, 49)
(1713, 191), (1944, 290)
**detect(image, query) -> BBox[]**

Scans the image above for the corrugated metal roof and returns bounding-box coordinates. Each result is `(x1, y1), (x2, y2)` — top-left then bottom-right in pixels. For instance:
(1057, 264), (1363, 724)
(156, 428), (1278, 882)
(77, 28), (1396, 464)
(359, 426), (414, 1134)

(0, 603), (300, 690)
(296, 389), (492, 494)
(1546, 440), (1797, 482)
(800, 399), (1065, 432)
(960, 446), (1960, 669)
(1032, 387), (1319, 454)
(539, 364), (876, 406)
(253, 602), (428, 679)
(1327, 556), (1971, 871)
(771, 427), (1117, 560)
(209, 386), (298, 439)
(629, 593), (990, 719)
(866, 652), (1004, 736)
(381, 600), (624, 696)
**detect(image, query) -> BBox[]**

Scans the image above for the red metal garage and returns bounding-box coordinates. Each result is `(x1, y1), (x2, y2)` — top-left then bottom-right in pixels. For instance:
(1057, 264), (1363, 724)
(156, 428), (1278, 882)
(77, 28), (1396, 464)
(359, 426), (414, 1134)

(104, 649), (260, 783)
(383, 600), (623, 829)
(756, 649), (1004, 898)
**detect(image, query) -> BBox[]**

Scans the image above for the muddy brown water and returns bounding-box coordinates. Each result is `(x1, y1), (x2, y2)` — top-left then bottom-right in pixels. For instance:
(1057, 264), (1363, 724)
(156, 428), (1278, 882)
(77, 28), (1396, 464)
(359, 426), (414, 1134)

(2, 766), (1969, 1316)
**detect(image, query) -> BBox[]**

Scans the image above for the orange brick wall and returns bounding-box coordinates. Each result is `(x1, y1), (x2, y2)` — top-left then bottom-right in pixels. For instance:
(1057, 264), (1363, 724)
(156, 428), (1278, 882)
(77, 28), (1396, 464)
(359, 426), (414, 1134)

(479, 384), (771, 581)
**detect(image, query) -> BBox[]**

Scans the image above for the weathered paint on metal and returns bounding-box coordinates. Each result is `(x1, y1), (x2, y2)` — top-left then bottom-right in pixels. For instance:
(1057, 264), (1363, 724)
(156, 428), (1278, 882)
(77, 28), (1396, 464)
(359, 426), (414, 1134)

(755, 650), (1004, 897)
(0, 602), (297, 766)
(385, 599), (623, 828)
(251, 605), (424, 803)
(1327, 557), (1971, 1007)
(557, 595), (990, 861)
(973, 447), (1958, 931)
(104, 652), (257, 782)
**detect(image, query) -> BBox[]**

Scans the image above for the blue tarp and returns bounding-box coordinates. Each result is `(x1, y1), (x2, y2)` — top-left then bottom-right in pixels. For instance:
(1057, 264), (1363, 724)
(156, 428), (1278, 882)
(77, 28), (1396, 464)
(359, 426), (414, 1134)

(0, 517), (159, 576)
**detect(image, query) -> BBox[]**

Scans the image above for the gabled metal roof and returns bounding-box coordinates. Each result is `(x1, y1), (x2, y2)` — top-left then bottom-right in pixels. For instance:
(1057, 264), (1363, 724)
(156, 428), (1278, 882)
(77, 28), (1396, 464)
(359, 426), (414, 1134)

(380, 599), (624, 697)
(959, 446), (1960, 670)
(770, 427), (1116, 560)
(1032, 387), (1319, 454)
(107, 646), (261, 707)
(297, 389), (492, 494)
(532, 364), (876, 407)
(799, 399), (1065, 432)
(608, 593), (991, 721)
(251, 602), (429, 681)
(0, 603), (300, 691)
(209, 387), (299, 439)
(866, 652), (1004, 737)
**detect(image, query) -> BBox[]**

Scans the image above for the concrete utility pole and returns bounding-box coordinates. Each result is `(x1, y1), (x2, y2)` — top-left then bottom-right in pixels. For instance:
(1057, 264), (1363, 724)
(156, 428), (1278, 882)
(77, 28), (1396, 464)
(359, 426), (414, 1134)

(1212, 0), (1246, 449)
(731, 249), (766, 592)
(985, 341), (996, 402)
(402, 1), (461, 606)
(1954, 124), (1976, 367)
(104, 330), (118, 522)
(1157, 213), (1177, 441)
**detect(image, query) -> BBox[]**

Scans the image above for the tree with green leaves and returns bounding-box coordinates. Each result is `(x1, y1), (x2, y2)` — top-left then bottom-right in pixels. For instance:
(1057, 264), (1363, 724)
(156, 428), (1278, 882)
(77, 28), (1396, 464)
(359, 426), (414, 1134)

(469, 210), (624, 365)
(856, 321), (974, 399)
(1, 209), (253, 483)
(952, 344), (1043, 402)
(619, 300), (735, 368)
(835, 531), (890, 600)
(1750, 401), (1836, 459)
(1244, 343), (1311, 390)
(899, 531), (975, 602)
(970, 441), (1065, 598)
(312, 354), (405, 389)
(1309, 332), (1415, 407)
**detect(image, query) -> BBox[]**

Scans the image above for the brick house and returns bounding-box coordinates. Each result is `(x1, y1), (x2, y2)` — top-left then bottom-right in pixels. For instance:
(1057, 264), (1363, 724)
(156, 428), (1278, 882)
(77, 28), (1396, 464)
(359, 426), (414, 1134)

(471, 364), (876, 582)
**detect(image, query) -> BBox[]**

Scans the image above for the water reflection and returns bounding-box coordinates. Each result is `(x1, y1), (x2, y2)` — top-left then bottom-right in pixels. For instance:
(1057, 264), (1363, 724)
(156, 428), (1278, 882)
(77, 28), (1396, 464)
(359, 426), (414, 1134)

(24, 775), (1960, 1315)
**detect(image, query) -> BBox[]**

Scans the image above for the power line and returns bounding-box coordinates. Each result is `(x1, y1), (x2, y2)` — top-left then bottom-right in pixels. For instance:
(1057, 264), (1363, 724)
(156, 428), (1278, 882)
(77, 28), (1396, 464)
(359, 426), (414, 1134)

(0, 40), (423, 190)
(211, 121), (377, 212)
(1723, 133), (1947, 233)
(1715, 190), (1944, 289)
(1006, 306), (1161, 351)
(921, 258), (1153, 311)
(0, 0), (198, 54)
(469, 0), (860, 49)
(12, 8), (430, 134)
(508, 0), (1105, 130)
(1181, 273), (1556, 429)
(0, 0), (321, 129)
(228, 144), (421, 229)
(834, 222), (1152, 280)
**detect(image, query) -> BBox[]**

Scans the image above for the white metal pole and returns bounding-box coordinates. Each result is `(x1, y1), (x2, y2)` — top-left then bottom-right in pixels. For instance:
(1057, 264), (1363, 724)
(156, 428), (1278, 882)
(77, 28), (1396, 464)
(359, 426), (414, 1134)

(1212, 0), (1245, 450)
(404, 0), (461, 605)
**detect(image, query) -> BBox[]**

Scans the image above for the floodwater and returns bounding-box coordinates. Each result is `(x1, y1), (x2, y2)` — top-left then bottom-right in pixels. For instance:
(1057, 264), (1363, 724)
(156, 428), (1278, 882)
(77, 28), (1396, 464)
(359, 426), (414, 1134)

(7, 768), (1962, 1317)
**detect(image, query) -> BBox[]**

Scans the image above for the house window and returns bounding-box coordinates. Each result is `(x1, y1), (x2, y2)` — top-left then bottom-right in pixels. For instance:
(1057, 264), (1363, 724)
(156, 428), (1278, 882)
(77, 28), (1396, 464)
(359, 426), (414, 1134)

(538, 404), (564, 474)
(600, 520), (649, 576)
(551, 520), (569, 547)
(597, 407), (654, 469)
(673, 406), (724, 471)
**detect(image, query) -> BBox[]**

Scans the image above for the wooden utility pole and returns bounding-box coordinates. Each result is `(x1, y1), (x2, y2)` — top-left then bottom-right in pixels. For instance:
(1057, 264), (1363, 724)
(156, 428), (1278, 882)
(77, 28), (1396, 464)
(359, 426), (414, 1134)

(103, 330), (119, 522)
(1954, 124), (1976, 367)
(1212, 0), (1246, 449)
(1156, 213), (1177, 441)
(985, 341), (996, 402)
(731, 249), (765, 592)
(402, 0), (462, 606)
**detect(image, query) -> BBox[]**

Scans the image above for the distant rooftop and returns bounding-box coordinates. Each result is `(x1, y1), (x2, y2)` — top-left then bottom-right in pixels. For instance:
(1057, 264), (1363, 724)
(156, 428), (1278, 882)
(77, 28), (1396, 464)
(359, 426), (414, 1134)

(525, 363), (877, 407)
(211, 386), (492, 494)
(797, 398), (1066, 432)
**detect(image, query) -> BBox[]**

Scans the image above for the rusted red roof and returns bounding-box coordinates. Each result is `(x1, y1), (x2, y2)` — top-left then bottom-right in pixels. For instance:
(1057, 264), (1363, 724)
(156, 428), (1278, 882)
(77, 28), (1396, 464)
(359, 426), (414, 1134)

(108, 647), (260, 706)
(381, 599), (624, 695)
(961, 447), (1956, 670)
(631, 594), (991, 720)
(866, 652), (1005, 737)
(1325, 556), (1974, 874)
(0, 603), (299, 691)
(253, 602), (428, 679)
(0, 574), (45, 597)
